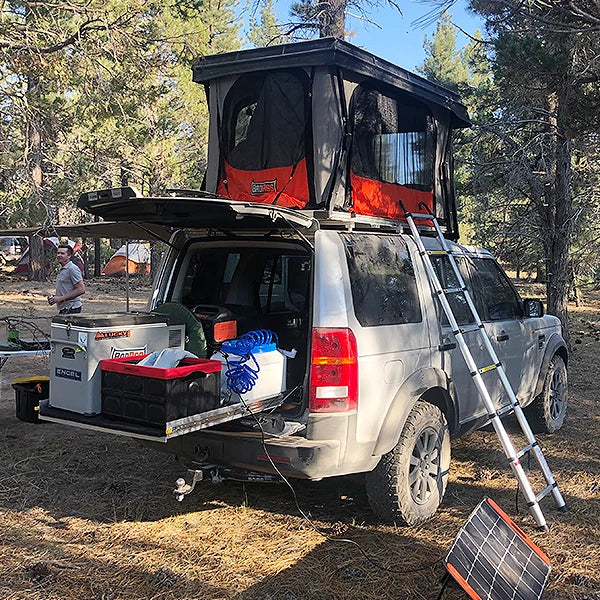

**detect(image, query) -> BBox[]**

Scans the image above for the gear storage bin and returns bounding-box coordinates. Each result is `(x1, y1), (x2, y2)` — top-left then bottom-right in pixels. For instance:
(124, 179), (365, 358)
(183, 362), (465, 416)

(50, 313), (185, 416)
(12, 376), (50, 423)
(211, 339), (286, 403)
(101, 355), (222, 429)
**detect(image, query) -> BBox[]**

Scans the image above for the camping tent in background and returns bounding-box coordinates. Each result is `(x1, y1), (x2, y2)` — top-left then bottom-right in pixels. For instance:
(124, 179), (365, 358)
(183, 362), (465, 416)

(102, 243), (150, 275)
(14, 237), (83, 274)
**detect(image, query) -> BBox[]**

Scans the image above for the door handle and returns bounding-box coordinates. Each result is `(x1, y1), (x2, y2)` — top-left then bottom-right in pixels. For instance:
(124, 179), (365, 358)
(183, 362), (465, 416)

(438, 342), (457, 351)
(496, 334), (509, 342)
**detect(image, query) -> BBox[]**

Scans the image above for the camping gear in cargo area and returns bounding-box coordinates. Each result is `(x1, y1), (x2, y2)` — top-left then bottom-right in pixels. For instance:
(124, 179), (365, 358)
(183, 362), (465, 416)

(12, 376), (50, 423)
(101, 355), (221, 429)
(211, 330), (287, 405)
(49, 313), (185, 415)
(39, 328), (289, 441)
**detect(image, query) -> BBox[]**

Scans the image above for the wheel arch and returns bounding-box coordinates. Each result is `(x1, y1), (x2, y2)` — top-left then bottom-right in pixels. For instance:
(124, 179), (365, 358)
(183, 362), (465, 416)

(534, 334), (568, 398)
(372, 367), (456, 457)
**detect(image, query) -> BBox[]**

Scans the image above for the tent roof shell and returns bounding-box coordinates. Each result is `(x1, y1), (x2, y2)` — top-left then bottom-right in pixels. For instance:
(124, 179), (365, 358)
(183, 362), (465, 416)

(193, 37), (470, 128)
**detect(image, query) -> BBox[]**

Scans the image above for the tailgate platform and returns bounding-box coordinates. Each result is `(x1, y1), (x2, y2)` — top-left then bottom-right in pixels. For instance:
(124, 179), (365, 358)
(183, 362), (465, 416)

(38, 395), (284, 442)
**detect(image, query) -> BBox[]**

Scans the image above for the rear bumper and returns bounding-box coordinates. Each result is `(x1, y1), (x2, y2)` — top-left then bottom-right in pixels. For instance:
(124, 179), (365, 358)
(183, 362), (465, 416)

(152, 428), (379, 480)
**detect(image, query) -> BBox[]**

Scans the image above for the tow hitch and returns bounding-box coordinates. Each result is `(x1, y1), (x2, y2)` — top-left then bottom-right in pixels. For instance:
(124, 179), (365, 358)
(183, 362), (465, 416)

(173, 465), (280, 501)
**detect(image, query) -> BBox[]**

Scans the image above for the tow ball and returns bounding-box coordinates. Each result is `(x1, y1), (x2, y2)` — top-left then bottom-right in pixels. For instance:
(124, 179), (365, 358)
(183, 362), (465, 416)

(173, 466), (224, 502)
(173, 465), (280, 501)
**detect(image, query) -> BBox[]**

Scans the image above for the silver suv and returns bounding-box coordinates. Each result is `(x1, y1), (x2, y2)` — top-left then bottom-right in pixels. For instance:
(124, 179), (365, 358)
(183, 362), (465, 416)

(142, 217), (567, 526)
(43, 38), (568, 525)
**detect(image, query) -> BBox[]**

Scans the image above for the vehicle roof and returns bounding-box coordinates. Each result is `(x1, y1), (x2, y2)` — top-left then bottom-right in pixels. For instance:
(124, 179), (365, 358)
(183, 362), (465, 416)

(192, 37), (470, 128)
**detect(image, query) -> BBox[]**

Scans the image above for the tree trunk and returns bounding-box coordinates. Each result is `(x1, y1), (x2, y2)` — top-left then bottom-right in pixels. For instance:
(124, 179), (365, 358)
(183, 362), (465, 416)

(543, 89), (573, 346)
(94, 238), (102, 277)
(81, 238), (89, 279)
(29, 235), (45, 282)
(27, 75), (47, 282)
(570, 264), (581, 307)
(318, 0), (346, 38)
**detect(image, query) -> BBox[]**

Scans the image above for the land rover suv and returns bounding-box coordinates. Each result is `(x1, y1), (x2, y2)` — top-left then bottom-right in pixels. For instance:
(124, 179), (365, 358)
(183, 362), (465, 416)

(42, 39), (568, 525)
(139, 216), (567, 526)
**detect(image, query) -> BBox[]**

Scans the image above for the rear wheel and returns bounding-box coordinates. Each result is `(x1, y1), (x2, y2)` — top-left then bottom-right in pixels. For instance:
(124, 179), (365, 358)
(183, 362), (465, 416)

(524, 355), (567, 433)
(365, 402), (450, 526)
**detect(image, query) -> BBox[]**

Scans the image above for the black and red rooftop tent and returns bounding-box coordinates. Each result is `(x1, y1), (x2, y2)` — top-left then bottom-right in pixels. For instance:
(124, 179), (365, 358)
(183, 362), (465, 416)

(194, 37), (470, 239)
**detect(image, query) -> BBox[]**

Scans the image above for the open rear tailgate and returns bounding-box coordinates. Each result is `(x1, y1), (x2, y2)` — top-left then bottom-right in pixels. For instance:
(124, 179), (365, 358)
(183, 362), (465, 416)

(78, 187), (317, 231)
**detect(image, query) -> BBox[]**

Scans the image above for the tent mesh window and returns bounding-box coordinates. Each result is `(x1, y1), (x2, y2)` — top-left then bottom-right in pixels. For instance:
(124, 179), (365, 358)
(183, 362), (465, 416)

(349, 84), (436, 220)
(218, 69), (311, 208)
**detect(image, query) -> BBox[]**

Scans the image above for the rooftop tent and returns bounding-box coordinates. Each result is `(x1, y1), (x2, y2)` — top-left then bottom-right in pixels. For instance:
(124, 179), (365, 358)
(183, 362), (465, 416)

(193, 37), (470, 239)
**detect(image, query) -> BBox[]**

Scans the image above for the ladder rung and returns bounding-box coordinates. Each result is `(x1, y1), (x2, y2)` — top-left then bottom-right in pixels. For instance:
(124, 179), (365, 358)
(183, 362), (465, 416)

(408, 213), (435, 220)
(439, 287), (465, 295)
(428, 250), (448, 256)
(536, 482), (558, 503)
(517, 441), (538, 458)
(497, 403), (516, 418)
(478, 363), (499, 375)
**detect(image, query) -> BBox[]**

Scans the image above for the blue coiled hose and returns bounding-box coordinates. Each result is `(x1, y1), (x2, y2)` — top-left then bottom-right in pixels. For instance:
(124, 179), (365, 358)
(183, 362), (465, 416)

(222, 330), (278, 395)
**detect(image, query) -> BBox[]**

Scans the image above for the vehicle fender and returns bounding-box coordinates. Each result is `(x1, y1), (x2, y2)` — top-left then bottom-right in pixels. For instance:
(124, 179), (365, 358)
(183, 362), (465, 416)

(372, 367), (453, 456)
(533, 333), (568, 398)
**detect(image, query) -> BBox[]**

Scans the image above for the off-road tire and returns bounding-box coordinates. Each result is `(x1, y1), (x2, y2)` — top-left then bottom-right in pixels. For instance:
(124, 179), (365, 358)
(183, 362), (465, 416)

(365, 402), (450, 526)
(524, 355), (567, 433)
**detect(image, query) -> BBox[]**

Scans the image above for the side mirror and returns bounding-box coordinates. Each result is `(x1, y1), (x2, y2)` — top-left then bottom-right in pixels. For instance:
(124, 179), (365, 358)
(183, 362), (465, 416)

(523, 299), (544, 318)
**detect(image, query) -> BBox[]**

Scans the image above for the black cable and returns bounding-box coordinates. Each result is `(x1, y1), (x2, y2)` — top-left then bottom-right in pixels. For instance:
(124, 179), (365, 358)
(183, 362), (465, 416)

(233, 388), (443, 576)
(436, 573), (451, 600)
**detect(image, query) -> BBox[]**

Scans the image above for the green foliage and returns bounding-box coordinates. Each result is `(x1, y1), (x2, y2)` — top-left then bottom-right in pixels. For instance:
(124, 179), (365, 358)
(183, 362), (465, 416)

(0, 0), (241, 228)
(248, 0), (288, 47)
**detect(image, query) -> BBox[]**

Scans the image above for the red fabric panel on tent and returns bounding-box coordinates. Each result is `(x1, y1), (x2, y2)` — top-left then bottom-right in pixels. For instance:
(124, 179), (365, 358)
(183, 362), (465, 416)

(217, 159), (309, 208)
(350, 172), (434, 224)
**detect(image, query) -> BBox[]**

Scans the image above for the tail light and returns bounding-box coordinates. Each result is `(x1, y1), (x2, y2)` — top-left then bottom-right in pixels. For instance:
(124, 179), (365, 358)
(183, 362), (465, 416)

(309, 328), (358, 413)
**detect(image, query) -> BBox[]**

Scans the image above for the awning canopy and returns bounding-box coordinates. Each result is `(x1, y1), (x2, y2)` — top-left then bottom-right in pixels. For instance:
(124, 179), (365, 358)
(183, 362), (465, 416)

(0, 221), (172, 242)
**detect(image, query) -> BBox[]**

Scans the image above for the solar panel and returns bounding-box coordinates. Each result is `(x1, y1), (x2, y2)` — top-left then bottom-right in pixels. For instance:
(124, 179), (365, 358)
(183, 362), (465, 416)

(445, 498), (551, 600)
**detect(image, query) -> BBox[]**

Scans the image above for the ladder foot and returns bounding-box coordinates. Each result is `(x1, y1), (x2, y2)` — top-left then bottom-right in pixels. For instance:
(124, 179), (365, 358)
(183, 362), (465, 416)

(558, 504), (568, 513)
(537, 524), (550, 532)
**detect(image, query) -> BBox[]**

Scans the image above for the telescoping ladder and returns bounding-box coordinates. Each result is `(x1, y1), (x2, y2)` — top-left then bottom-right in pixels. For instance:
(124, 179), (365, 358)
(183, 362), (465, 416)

(402, 202), (567, 531)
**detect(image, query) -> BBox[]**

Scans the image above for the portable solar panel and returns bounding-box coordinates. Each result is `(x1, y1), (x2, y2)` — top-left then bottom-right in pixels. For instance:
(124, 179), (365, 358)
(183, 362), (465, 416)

(445, 498), (551, 600)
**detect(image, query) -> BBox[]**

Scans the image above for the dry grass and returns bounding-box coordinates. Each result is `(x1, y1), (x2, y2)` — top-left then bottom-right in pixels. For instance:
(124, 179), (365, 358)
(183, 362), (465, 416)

(1, 277), (599, 599)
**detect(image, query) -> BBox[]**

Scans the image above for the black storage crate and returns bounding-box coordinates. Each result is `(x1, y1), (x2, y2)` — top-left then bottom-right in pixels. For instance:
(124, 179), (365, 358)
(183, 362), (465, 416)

(101, 356), (221, 429)
(12, 377), (50, 423)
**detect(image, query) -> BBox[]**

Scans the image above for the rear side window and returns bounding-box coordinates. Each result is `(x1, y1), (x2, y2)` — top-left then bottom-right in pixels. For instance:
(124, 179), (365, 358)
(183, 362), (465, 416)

(471, 258), (522, 320)
(342, 234), (422, 326)
(431, 256), (476, 326)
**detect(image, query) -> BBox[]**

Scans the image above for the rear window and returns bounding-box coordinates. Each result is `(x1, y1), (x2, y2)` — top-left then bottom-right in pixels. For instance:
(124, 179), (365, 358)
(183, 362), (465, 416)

(176, 246), (311, 316)
(342, 234), (422, 327)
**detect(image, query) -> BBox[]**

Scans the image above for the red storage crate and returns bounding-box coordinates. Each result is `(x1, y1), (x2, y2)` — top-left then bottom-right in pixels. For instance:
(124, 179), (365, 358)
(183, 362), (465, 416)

(101, 355), (221, 429)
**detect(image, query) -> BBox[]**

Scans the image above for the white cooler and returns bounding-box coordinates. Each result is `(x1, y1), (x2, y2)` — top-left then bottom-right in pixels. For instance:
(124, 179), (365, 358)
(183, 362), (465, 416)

(50, 313), (184, 415)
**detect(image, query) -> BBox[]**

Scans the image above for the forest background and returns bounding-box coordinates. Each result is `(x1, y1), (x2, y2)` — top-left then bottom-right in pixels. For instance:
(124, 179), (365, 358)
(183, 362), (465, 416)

(1, 0), (599, 340)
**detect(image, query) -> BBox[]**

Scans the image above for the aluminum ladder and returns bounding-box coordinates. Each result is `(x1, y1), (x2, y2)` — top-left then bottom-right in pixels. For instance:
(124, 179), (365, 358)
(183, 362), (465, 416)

(402, 202), (567, 531)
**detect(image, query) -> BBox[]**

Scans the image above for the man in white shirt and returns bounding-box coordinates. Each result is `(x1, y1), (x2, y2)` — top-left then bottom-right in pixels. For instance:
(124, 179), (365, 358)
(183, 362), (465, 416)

(48, 244), (85, 314)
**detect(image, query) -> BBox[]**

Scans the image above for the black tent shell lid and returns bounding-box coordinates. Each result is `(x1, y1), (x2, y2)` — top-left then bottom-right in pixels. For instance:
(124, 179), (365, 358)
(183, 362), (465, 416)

(77, 188), (318, 231)
(192, 37), (470, 128)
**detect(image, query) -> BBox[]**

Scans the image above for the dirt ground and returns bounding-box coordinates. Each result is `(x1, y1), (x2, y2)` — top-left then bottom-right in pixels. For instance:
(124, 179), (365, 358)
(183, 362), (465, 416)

(0, 277), (598, 600)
